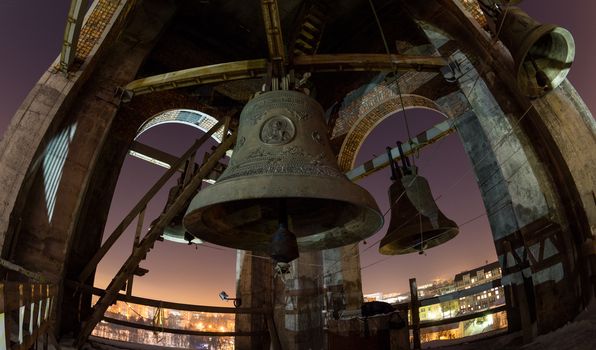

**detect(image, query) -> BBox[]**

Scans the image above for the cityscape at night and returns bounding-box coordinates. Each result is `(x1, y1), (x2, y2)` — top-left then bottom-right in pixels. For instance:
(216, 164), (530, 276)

(92, 261), (507, 348)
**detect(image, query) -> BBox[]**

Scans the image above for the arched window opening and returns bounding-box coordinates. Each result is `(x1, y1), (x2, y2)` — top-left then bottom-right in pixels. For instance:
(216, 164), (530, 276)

(94, 110), (236, 309)
(355, 108), (498, 306)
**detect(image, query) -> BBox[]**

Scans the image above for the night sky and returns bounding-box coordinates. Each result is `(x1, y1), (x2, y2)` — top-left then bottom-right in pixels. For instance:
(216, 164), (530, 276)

(0, 1), (594, 307)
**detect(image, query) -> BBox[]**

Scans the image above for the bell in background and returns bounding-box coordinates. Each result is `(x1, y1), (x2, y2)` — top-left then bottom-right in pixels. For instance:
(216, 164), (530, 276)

(162, 216), (202, 245)
(184, 90), (383, 257)
(160, 183), (202, 245)
(493, 5), (574, 98)
(379, 166), (458, 255)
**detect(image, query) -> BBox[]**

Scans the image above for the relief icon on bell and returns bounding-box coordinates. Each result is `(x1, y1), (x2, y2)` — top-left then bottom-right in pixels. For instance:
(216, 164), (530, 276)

(183, 90), (383, 255)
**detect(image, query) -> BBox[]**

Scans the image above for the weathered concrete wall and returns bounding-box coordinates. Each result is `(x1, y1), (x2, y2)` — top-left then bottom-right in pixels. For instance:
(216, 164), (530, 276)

(410, 0), (595, 336)
(330, 0), (595, 338)
(235, 251), (273, 350)
(0, 0), (179, 337)
(0, 0), (136, 256)
(267, 252), (325, 350)
(6, 0), (177, 278)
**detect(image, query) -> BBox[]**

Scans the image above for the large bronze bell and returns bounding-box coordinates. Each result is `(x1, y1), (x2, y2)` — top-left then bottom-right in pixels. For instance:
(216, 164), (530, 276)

(183, 90), (383, 254)
(379, 167), (458, 255)
(497, 6), (574, 98)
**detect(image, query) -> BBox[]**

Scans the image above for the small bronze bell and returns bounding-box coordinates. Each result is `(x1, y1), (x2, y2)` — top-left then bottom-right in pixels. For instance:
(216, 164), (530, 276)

(159, 183), (202, 244)
(379, 156), (458, 255)
(496, 6), (574, 98)
(184, 90), (383, 254)
(162, 218), (202, 245)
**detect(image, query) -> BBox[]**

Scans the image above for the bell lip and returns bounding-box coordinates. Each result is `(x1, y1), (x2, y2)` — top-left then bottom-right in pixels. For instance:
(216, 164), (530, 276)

(183, 174), (384, 251)
(378, 227), (459, 255)
(515, 24), (575, 98)
(162, 226), (203, 245)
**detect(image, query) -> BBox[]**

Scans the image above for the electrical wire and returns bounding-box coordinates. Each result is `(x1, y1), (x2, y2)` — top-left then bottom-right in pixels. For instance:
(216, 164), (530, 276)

(314, 101), (535, 282)
(367, 0), (415, 166)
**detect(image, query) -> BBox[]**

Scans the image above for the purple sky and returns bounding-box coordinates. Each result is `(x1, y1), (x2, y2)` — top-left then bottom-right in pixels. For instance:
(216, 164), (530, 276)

(0, 1), (594, 306)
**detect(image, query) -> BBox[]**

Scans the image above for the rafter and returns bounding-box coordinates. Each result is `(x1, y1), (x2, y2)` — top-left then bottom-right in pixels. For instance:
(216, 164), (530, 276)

(122, 54), (446, 99)
(293, 54), (446, 73)
(345, 119), (456, 182)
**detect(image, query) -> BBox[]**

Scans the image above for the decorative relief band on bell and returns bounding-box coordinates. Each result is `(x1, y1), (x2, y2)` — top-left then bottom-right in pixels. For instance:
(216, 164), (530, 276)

(217, 145), (344, 181)
(260, 116), (296, 145)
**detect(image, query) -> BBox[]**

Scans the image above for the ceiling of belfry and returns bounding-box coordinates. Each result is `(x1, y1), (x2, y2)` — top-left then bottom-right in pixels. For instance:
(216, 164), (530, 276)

(132, 0), (487, 111)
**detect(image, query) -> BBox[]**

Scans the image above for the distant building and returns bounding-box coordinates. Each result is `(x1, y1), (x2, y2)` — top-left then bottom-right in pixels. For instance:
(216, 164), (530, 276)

(454, 261), (502, 290)
(363, 261), (507, 343)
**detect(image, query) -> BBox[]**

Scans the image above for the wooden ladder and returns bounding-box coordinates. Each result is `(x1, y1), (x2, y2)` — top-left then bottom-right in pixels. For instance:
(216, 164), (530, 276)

(75, 130), (236, 347)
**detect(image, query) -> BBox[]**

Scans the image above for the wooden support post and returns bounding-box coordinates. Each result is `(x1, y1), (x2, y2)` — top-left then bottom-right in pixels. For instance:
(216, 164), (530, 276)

(260, 0), (286, 63)
(126, 206), (145, 297)
(0, 284), (9, 350)
(75, 132), (237, 347)
(77, 120), (224, 283)
(265, 313), (281, 350)
(182, 151), (196, 188)
(409, 278), (421, 350)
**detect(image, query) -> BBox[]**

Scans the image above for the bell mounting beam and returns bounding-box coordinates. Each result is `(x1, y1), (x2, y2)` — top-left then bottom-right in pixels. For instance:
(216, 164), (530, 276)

(345, 119), (456, 182)
(261, 0), (286, 63)
(122, 54), (446, 99)
(128, 140), (199, 171)
(77, 120), (225, 284)
(292, 54), (446, 73)
(75, 131), (237, 347)
(60, 0), (87, 72)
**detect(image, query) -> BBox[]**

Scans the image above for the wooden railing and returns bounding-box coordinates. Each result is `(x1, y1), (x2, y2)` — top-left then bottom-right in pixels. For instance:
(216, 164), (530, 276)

(0, 282), (57, 350)
(402, 278), (507, 348)
(77, 284), (280, 349)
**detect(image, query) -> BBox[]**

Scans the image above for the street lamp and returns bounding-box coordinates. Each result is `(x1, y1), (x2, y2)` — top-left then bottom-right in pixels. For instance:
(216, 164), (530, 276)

(219, 291), (241, 307)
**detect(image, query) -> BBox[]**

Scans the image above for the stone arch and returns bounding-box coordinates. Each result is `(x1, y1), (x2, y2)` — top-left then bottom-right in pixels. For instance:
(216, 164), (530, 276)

(136, 109), (225, 142)
(336, 90), (450, 172)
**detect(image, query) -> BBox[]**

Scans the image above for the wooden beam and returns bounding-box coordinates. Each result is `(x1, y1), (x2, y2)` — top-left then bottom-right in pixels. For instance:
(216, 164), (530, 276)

(419, 279), (502, 307)
(124, 59), (268, 97)
(345, 119), (455, 181)
(67, 281), (268, 314)
(77, 121), (224, 283)
(76, 132), (237, 347)
(102, 316), (268, 337)
(409, 278), (421, 349)
(293, 53), (447, 73)
(60, 0), (87, 72)
(103, 316), (264, 337)
(418, 304), (508, 328)
(122, 54), (446, 98)
(0, 258), (47, 282)
(128, 141), (183, 171)
(260, 0), (286, 62)
(126, 206), (145, 297)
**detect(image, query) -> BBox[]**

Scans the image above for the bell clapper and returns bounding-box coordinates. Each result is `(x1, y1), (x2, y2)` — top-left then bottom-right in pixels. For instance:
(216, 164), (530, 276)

(528, 54), (551, 91)
(396, 141), (413, 175)
(270, 199), (300, 264)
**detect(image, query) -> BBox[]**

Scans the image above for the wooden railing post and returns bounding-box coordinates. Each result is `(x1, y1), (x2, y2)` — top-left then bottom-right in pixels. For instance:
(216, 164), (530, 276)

(0, 281), (56, 350)
(0, 284), (8, 350)
(127, 206), (145, 297)
(409, 278), (421, 350)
